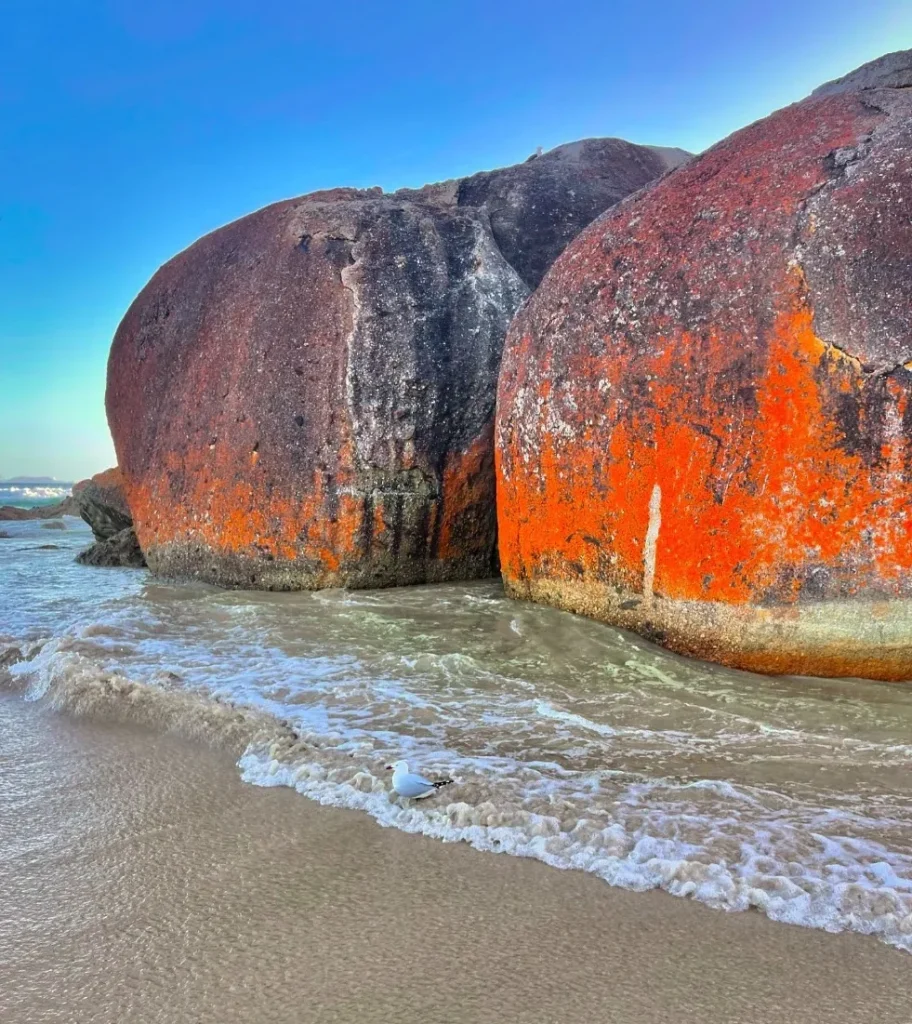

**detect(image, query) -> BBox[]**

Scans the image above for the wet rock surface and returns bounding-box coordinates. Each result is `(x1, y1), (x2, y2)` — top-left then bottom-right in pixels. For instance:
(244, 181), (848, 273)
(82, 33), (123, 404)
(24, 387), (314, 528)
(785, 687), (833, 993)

(496, 50), (912, 680)
(76, 527), (147, 569)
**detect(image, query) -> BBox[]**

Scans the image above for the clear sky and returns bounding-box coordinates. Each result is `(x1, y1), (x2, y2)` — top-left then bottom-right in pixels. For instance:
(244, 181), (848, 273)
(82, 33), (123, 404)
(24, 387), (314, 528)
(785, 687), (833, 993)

(1, 1), (909, 480)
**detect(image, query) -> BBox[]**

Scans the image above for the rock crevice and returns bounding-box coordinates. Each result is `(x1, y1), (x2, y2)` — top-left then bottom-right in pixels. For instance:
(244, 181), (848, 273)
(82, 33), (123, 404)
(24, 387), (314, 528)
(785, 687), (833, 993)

(107, 136), (686, 589)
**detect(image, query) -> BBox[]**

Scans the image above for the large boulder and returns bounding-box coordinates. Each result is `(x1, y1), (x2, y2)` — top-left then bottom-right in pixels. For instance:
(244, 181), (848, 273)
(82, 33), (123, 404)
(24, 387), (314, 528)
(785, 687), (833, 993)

(107, 139), (686, 590)
(75, 468), (133, 540)
(496, 51), (912, 681)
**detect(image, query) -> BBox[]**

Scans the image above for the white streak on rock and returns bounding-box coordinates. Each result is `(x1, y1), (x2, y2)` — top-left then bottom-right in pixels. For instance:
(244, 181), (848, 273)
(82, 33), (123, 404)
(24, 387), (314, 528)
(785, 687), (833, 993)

(643, 483), (662, 604)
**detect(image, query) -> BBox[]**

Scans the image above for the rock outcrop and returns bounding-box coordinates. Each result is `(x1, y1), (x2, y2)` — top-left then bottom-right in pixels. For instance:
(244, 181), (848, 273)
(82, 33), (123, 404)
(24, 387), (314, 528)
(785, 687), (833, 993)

(0, 507), (37, 521)
(107, 138), (686, 590)
(0, 494), (80, 520)
(496, 50), (912, 681)
(75, 468), (133, 541)
(74, 467), (146, 569)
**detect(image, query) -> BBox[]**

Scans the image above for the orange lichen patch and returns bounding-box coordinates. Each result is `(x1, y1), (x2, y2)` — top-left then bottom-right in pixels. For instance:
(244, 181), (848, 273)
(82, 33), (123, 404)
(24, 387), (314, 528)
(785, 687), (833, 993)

(123, 436), (367, 581)
(88, 467), (126, 492)
(122, 412), (500, 586)
(499, 289), (912, 608)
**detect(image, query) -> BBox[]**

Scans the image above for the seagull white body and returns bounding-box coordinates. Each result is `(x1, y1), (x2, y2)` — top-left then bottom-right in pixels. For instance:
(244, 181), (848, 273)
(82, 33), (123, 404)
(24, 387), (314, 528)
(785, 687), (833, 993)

(385, 760), (453, 800)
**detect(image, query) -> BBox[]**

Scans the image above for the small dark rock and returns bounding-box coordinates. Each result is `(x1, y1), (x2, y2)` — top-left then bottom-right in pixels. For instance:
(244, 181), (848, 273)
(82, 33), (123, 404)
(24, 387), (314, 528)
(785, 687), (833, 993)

(40, 520), (66, 531)
(0, 645), (22, 669)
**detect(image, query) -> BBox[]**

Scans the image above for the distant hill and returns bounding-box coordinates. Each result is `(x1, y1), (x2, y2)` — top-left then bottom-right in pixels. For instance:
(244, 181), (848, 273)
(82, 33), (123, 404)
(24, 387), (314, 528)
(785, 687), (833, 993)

(1, 476), (65, 484)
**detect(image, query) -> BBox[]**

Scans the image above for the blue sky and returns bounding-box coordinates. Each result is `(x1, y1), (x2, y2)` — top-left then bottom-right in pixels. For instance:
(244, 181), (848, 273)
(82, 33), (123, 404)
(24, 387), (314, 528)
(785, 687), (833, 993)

(1, 1), (909, 480)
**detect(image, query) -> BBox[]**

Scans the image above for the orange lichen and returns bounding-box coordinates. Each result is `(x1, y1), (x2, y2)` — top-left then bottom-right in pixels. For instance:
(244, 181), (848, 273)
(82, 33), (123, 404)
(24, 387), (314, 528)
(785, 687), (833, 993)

(498, 288), (912, 607)
(496, 85), (912, 635)
(126, 431), (344, 573)
(87, 467), (126, 492)
(124, 418), (500, 585)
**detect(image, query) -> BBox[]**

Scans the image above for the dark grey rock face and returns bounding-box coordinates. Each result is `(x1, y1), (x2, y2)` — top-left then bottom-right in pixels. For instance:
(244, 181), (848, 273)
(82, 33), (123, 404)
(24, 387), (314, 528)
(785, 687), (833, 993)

(76, 528), (146, 568)
(455, 138), (690, 289)
(343, 194), (527, 479)
(75, 469), (132, 541)
(798, 88), (912, 373)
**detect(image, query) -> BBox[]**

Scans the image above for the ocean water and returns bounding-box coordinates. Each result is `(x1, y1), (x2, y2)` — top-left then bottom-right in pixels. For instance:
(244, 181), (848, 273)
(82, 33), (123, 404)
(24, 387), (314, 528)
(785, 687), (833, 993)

(0, 483), (73, 509)
(2, 516), (912, 952)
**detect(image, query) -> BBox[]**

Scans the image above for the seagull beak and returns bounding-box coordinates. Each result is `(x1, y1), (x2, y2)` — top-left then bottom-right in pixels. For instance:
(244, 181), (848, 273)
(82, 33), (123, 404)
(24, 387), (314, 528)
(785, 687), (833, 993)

(384, 765), (393, 771)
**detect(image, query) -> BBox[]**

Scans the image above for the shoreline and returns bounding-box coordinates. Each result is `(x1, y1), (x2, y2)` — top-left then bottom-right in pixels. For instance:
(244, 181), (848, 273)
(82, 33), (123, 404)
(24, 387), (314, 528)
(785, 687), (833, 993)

(2, 692), (910, 1024)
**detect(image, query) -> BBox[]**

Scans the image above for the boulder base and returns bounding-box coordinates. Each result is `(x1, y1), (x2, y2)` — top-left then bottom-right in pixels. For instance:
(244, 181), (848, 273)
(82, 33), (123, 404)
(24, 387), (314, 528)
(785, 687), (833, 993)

(76, 528), (147, 569)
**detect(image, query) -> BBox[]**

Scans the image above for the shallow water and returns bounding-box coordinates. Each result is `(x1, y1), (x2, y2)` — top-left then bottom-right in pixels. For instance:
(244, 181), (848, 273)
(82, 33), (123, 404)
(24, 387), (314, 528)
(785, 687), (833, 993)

(2, 516), (912, 951)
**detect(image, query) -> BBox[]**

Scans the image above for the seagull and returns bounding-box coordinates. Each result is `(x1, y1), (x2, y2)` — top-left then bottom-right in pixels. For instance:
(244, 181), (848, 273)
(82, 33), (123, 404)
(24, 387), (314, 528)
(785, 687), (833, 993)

(385, 760), (454, 800)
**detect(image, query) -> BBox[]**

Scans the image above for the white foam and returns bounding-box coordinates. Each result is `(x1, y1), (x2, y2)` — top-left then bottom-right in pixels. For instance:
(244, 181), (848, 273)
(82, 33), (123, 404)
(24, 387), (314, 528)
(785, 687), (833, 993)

(239, 742), (912, 952)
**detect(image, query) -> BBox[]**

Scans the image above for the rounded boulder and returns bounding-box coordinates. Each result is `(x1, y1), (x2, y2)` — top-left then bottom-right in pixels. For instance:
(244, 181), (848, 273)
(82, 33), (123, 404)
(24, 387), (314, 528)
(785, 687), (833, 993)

(108, 188), (528, 589)
(496, 51), (912, 680)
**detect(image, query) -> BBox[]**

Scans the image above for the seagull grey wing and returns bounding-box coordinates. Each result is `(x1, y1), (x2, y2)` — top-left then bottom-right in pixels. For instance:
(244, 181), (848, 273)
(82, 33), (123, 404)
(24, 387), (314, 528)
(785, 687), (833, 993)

(398, 773), (435, 797)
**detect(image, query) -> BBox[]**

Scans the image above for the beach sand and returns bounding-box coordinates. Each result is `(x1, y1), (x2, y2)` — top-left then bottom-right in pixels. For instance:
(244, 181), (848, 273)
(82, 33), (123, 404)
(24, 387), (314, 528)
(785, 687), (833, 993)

(1, 693), (909, 1024)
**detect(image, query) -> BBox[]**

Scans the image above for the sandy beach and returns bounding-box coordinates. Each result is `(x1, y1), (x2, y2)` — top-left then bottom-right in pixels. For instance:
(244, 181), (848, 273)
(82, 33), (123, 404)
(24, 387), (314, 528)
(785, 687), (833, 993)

(2, 693), (909, 1024)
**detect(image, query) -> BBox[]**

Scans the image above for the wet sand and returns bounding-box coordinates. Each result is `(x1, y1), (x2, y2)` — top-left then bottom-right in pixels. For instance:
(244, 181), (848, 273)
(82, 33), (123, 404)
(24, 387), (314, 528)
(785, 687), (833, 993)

(1, 693), (910, 1024)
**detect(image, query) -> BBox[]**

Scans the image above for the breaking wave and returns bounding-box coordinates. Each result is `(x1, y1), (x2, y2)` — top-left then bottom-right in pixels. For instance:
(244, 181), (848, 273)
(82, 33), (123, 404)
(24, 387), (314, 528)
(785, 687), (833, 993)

(1, 636), (291, 750)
